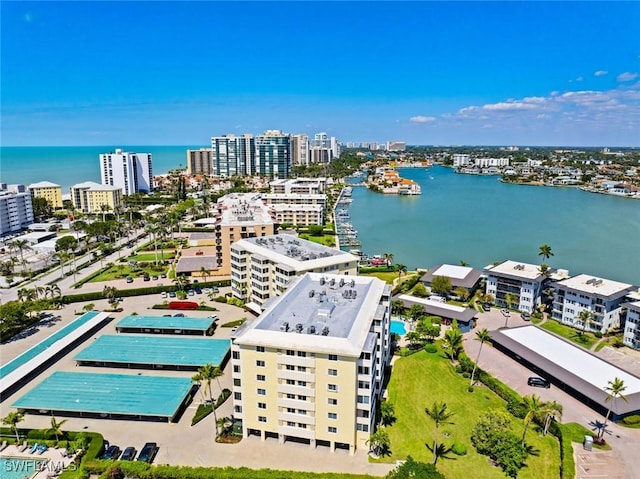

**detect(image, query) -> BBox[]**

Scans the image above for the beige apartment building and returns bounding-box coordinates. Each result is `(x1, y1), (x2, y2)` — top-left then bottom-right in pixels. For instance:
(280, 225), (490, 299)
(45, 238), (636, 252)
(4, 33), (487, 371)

(186, 148), (214, 175)
(28, 181), (63, 209)
(70, 181), (122, 214)
(230, 234), (359, 312)
(231, 273), (392, 454)
(270, 178), (327, 195)
(175, 193), (276, 277)
(268, 204), (323, 226)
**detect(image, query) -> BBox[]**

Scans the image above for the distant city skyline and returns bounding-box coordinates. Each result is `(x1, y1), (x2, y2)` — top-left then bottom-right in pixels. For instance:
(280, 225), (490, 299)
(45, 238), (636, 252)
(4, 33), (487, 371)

(2, 1), (639, 147)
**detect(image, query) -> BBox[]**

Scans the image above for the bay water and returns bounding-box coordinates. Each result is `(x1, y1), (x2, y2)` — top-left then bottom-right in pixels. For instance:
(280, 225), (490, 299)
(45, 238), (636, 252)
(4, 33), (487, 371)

(346, 166), (640, 285)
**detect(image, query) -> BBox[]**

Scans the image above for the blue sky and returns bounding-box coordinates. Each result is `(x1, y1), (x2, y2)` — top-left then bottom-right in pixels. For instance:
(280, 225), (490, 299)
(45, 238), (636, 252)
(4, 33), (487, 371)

(2, 1), (639, 146)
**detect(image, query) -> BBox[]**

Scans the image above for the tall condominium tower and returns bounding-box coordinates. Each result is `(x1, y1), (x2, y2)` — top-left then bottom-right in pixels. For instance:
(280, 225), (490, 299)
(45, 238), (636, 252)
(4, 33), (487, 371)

(291, 134), (310, 166)
(0, 184), (34, 234)
(255, 130), (292, 179)
(186, 148), (214, 175)
(210, 134), (256, 177)
(99, 149), (153, 195)
(310, 132), (340, 164)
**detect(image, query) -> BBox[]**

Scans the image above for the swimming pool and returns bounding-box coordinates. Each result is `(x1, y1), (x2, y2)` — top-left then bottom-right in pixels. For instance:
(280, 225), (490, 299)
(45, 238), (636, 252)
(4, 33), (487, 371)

(0, 456), (45, 479)
(390, 320), (407, 336)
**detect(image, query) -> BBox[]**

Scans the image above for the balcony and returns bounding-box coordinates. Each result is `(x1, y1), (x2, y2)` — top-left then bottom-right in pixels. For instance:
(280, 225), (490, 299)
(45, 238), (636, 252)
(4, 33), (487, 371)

(277, 355), (315, 368)
(278, 425), (315, 440)
(278, 412), (315, 425)
(277, 383), (316, 398)
(277, 369), (315, 383)
(278, 398), (316, 411)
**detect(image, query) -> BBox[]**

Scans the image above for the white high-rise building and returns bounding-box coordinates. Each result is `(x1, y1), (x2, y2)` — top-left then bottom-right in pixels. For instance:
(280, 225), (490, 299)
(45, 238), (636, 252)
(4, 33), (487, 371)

(99, 149), (153, 195)
(309, 132), (340, 164)
(0, 184), (34, 235)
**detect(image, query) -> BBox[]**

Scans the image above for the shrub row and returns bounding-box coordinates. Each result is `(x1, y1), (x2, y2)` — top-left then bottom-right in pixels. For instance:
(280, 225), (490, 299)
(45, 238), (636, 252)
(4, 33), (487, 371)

(622, 414), (640, 425)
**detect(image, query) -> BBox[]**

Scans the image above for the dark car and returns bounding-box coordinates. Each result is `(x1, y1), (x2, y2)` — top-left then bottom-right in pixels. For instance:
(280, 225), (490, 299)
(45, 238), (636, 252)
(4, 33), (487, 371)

(152, 275), (159, 280)
(160, 273), (167, 279)
(143, 275), (151, 282)
(120, 446), (136, 461)
(126, 277), (133, 283)
(102, 445), (121, 460)
(194, 287), (202, 295)
(527, 377), (550, 388)
(482, 302), (491, 311)
(137, 442), (158, 463)
(169, 291), (176, 298)
(174, 313), (185, 317)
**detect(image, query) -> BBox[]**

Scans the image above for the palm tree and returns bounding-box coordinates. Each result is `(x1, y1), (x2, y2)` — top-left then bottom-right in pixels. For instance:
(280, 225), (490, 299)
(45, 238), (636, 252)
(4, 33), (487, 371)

(366, 427), (390, 457)
(470, 328), (491, 388)
(538, 244), (554, 260)
(504, 293), (517, 327)
(382, 252), (394, 267)
(10, 239), (32, 272)
(600, 377), (628, 439)
(102, 285), (118, 303)
(424, 402), (454, 464)
(538, 263), (551, 277)
(391, 299), (405, 317)
(2, 411), (25, 443)
(577, 309), (594, 335)
(425, 441), (454, 466)
(199, 266), (210, 283)
(191, 372), (206, 403)
(459, 260), (469, 267)
(100, 203), (112, 222)
(543, 400), (563, 435)
(395, 263), (407, 278)
(380, 401), (396, 426)
(443, 326), (463, 362)
(47, 416), (68, 442)
(197, 363), (224, 437)
(521, 394), (544, 443)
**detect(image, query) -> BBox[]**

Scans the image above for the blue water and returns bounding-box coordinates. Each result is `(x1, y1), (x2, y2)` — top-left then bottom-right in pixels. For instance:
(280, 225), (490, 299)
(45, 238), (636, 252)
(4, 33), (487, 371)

(0, 311), (100, 378)
(0, 456), (45, 479)
(0, 145), (201, 192)
(347, 166), (640, 285)
(390, 320), (407, 336)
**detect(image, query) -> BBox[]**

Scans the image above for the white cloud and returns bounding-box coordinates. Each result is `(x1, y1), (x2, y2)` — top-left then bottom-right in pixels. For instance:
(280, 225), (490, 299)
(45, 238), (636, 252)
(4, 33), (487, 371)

(410, 115), (436, 123)
(617, 72), (638, 82)
(594, 70), (608, 77)
(575, 76), (584, 82)
(23, 12), (33, 23)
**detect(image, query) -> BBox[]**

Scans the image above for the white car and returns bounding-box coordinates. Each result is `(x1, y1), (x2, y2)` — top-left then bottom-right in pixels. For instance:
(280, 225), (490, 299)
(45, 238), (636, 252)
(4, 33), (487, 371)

(161, 292), (167, 298)
(501, 309), (510, 317)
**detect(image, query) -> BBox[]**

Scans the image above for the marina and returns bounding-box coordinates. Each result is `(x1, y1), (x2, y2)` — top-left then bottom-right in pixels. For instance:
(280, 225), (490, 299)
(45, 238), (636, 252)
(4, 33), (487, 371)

(333, 186), (360, 249)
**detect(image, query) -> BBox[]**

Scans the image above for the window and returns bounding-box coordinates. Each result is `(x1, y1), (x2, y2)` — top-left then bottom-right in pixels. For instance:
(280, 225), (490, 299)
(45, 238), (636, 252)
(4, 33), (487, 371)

(287, 421), (295, 427)
(233, 365), (240, 373)
(328, 426), (337, 434)
(328, 398), (338, 405)
(328, 368), (338, 376)
(258, 402), (266, 409)
(328, 354), (338, 361)
(234, 392), (242, 400)
(297, 351), (306, 357)
(256, 346), (265, 353)
(328, 412), (338, 420)
(298, 409), (307, 415)
(297, 381), (307, 387)
(328, 384), (338, 392)
(235, 405), (242, 413)
(297, 366), (306, 372)
(357, 424), (369, 432)
(298, 423), (307, 429)
(286, 365), (295, 371)
(256, 360), (265, 367)
(232, 351), (240, 359)
(357, 395), (370, 404)
(286, 350), (295, 356)
(297, 395), (307, 401)
(286, 379), (295, 385)
(233, 378), (241, 387)
(257, 374), (266, 381)
(257, 388), (266, 396)
(258, 416), (267, 423)
(286, 393), (295, 399)
(287, 407), (295, 413)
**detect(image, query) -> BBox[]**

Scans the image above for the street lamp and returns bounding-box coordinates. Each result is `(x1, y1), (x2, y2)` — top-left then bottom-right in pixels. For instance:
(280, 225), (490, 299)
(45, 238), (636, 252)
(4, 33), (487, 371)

(68, 248), (77, 285)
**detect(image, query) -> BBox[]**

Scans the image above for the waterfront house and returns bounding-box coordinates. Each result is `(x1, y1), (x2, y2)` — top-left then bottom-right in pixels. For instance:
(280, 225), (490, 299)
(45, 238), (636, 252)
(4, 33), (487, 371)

(420, 264), (483, 298)
(484, 260), (546, 313)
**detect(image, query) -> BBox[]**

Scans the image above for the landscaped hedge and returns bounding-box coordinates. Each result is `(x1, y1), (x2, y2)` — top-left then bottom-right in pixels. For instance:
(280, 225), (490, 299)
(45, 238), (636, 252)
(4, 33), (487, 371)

(87, 462), (377, 479)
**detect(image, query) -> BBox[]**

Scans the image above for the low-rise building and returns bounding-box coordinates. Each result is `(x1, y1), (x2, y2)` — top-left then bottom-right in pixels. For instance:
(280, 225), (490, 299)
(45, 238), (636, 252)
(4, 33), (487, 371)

(420, 264), (483, 297)
(231, 234), (358, 312)
(28, 181), (63, 209)
(624, 300), (640, 350)
(551, 274), (635, 333)
(262, 194), (327, 208)
(231, 272), (392, 454)
(70, 182), (123, 214)
(270, 178), (327, 195)
(0, 184), (34, 235)
(485, 260), (546, 313)
(268, 204), (324, 226)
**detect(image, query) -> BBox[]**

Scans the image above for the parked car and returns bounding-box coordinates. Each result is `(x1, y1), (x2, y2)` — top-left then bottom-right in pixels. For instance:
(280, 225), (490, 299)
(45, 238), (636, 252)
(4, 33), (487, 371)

(194, 287), (202, 294)
(501, 309), (510, 317)
(527, 377), (550, 388)
(521, 311), (531, 321)
(169, 291), (176, 298)
(482, 302), (491, 311)
(174, 313), (185, 317)
(152, 275), (159, 280)
(126, 277), (133, 283)
(120, 447), (137, 461)
(137, 442), (158, 463)
(161, 292), (167, 298)
(160, 273), (167, 279)
(202, 288), (212, 294)
(143, 275), (150, 282)
(102, 445), (121, 460)
(188, 289), (195, 296)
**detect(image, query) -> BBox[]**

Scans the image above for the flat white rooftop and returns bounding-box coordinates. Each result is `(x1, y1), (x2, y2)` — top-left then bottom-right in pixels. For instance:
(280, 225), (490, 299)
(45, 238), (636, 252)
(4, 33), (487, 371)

(433, 264), (474, 280)
(502, 326), (640, 394)
(556, 274), (634, 298)
(217, 193), (274, 226)
(235, 273), (387, 356)
(397, 294), (466, 313)
(486, 260), (543, 281)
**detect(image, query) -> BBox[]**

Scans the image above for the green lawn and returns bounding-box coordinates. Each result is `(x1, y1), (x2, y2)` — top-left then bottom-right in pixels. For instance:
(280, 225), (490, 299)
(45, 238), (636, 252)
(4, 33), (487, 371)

(540, 321), (598, 349)
(377, 349), (560, 479)
(89, 263), (168, 282)
(298, 233), (336, 247)
(360, 271), (399, 284)
(126, 250), (176, 262)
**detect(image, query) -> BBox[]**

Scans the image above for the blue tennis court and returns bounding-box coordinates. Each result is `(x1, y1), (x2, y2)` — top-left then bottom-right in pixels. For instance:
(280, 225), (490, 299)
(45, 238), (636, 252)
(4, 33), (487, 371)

(0, 311), (101, 379)
(115, 315), (216, 335)
(74, 335), (231, 369)
(13, 371), (193, 421)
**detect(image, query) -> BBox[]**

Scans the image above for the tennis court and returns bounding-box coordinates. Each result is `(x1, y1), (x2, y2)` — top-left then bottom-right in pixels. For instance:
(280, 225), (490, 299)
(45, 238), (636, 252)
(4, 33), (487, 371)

(12, 371), (194, 422)
(74, 335), (231, 370)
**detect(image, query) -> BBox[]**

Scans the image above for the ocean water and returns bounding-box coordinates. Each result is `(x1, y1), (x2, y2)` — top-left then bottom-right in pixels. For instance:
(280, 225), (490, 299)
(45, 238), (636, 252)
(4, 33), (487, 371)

(347, 166), (640, 285)
(0, 145), (201, 192)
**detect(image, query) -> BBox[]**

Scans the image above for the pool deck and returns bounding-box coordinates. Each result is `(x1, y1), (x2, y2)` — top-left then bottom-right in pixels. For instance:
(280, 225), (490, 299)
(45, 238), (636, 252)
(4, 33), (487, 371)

(0, 444), (79, 478)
